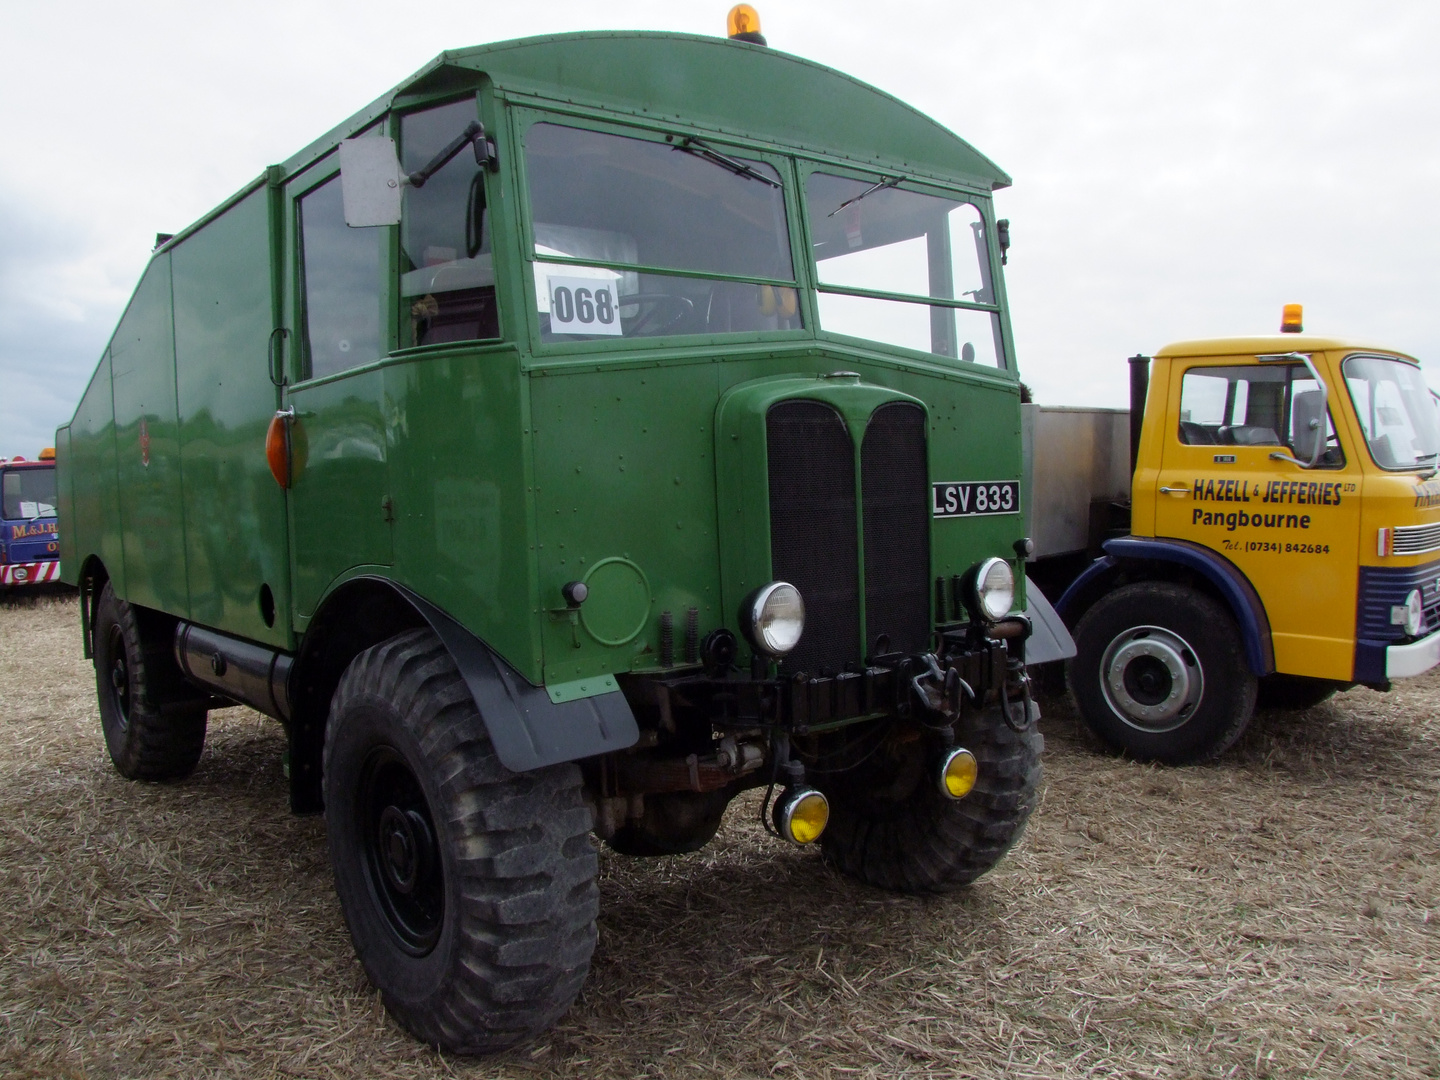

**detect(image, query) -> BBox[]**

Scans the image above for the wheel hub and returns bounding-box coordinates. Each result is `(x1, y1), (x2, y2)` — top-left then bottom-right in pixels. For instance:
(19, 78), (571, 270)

(106, 627), (131, 729)
(1100, 626), (1204, 733)
(358, 746), (444, 955)
(378, 805), (433, 895)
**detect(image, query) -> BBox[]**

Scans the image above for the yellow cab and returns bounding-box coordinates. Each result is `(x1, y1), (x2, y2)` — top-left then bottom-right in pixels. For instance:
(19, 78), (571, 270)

(1045, 306), (1440, 762)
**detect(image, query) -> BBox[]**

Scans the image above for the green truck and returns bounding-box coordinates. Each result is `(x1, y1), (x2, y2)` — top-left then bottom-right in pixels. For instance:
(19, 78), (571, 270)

(56, 21), (1068, 1052)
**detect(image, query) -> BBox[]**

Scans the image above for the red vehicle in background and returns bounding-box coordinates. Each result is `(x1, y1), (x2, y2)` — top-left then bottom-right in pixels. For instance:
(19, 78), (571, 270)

(2, 449), (62, 589)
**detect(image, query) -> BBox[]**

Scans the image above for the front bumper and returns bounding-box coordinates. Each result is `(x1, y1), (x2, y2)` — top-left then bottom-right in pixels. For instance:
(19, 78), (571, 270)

(1386, 627), (1440, 679)
(1, 560), (61, 586)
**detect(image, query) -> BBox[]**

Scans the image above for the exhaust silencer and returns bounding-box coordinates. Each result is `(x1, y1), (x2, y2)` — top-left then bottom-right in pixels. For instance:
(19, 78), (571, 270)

(174, 622), (293, 722)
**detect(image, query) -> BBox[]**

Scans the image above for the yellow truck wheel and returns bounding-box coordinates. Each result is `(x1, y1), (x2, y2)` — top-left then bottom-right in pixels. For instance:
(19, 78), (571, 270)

(1068, 582), (1256, 764)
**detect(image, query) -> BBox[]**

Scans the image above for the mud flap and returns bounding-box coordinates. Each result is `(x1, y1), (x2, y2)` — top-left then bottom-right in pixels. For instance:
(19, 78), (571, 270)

(401, 589), (639, 773)
(1023, 583), (1076, 665)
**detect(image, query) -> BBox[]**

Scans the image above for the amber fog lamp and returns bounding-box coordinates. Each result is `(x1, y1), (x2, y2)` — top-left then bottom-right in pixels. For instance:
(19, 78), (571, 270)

(774, 787), (828, 844)
(265, 412), (292, 489)
(1281, 303), (1304, 333)
(727, 4), (767, 44)
(939, 747), (978, 800)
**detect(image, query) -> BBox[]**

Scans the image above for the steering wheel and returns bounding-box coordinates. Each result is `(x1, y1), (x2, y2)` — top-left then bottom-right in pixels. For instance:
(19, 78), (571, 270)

(622, 293), (697, 336)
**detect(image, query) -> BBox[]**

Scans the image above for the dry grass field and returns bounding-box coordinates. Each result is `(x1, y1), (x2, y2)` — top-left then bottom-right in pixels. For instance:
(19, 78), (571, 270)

(1, 594), (1437, 1079)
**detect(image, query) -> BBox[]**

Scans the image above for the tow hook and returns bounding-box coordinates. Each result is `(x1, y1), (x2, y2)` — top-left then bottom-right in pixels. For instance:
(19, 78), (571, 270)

(1001, 660), (1039, 732)
(910, 653), (975, 721)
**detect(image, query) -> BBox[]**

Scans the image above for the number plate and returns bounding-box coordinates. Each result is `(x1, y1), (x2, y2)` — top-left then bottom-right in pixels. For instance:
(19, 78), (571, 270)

(932, 481), (1019, 518)
(547, 276), (623, 336)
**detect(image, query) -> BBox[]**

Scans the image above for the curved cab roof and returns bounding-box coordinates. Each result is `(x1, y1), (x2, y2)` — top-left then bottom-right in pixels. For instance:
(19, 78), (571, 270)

(283, 31), (1010, 192)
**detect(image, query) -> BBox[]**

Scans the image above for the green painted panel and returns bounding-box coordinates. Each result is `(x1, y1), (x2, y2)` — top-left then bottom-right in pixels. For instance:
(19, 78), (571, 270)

(60, 352), (123, 592)
(287, 368), (393, 617)
(283, 34), (1008, 192)
(384, 347), (539, 681)
(173, 189), (292, 646)
(530, 343), (1026, 684)
(110, 254), (189, 615)
(54, 425), (75, 581)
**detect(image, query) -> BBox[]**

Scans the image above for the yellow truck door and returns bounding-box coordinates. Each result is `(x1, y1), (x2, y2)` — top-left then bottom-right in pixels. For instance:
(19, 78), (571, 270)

(1152, 356), (1362, 679)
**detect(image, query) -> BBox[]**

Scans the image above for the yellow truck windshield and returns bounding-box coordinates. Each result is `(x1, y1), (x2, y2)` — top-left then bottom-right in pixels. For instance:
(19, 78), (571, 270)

(1342, 354), (1440, 470)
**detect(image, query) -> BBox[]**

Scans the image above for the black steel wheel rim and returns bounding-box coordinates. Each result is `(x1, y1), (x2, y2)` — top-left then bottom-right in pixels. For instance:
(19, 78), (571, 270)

(358, 745), (444, 955)
(107, 624), (131, 730)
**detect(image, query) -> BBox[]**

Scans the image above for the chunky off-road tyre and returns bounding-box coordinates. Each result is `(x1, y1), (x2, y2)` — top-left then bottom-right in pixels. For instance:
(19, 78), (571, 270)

(816, 705), (1043, 893)
(1068, 582), (1257, 764)
(1256, 674), (1340, 711)
(605, 790), (730, 856)
(93, 582), (206, 780)
(324, 629), (597, 1054)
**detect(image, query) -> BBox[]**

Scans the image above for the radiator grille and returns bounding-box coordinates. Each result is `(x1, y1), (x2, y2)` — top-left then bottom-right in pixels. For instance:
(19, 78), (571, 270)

(767, 401), (860, 674)
(1392, 523), (1440, 556)
(862, 402), (931, 657)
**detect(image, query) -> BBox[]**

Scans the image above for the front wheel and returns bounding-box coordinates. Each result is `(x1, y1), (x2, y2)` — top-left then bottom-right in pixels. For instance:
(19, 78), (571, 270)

(323, 629), (598, 1054)
(815, 705), (1042, 893)
(1068, 582), (1256, 764)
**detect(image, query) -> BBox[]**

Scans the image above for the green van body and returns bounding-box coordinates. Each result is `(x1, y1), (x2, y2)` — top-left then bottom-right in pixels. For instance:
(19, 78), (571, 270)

(58, 30), (1026, 788)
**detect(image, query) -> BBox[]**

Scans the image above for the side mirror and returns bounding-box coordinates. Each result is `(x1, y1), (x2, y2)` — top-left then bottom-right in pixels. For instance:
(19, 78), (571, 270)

(338, 137), (403, 227)
(1290, 389), (1326, 465)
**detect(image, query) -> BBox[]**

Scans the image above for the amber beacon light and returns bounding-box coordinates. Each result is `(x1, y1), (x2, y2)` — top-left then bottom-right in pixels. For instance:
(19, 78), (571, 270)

(1280, 303), (1304, 333)
(727, 4), (767, 45)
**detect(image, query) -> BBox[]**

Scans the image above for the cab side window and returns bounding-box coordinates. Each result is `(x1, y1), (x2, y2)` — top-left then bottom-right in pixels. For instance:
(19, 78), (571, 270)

(1178, 364), (1344, 466)
(299, 175), (382, 379)
(400, 99), (499, 347)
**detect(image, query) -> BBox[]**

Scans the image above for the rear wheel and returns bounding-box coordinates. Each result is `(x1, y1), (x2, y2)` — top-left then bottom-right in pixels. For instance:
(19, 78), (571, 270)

(324, 629), (597, 1054)
(816, 706), (1042, 893)
(1068, 582), (1256, 764)
(93, 582), (206, 780)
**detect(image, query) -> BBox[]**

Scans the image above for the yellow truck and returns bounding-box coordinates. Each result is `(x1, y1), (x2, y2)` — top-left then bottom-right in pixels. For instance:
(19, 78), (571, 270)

(1027, 307), (1440, 763)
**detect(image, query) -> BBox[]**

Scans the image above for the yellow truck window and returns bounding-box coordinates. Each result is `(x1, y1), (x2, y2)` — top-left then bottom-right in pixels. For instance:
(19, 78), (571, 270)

(1178, 363), (1343, 467)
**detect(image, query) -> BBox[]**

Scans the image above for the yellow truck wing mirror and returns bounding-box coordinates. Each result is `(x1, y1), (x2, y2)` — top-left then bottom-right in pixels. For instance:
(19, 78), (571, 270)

(1258, 351), (1329, 469)
(338, 137), (404, 227)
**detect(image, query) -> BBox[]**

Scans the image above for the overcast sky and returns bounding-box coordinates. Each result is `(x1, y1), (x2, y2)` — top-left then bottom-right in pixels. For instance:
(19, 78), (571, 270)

(2, 0), (1436, 458)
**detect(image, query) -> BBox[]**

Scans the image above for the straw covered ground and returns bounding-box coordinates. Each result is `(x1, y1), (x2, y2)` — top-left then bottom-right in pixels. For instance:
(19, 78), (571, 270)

(1, 594), (1437, 1079)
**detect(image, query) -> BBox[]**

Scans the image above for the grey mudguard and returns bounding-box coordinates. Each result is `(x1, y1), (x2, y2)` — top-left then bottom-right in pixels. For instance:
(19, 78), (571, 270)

(402, 589), (639, 773)
(1023, 583), (1076, 664)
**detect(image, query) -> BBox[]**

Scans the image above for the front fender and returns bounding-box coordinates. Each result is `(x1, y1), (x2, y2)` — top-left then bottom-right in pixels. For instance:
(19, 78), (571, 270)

(1055, 537), (1275, 676)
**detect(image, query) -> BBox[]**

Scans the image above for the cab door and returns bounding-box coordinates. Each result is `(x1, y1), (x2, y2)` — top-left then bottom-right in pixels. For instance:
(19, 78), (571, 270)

(282, 157), (394, 619)
(1153, 357), (1362, 679)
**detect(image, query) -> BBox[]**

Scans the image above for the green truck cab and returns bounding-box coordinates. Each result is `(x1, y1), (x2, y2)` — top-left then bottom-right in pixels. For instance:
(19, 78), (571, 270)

(56, 26), (1064, 1052)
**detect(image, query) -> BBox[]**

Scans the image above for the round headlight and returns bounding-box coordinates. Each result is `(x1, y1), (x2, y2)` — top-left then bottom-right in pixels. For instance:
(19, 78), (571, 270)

(1403, 588), (1425, 636)
(968, 557), (1015, 623)
(743, 581), (805, 656)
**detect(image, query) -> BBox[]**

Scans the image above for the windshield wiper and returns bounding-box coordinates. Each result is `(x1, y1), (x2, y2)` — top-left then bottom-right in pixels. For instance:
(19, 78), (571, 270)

(828, 175), (904, 217)
(674, 137), (780, 188)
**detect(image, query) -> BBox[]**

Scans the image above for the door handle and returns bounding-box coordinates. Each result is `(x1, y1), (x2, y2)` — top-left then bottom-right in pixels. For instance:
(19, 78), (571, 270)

(268, 327), (290, 387)
(1159, 485), (1190, 495)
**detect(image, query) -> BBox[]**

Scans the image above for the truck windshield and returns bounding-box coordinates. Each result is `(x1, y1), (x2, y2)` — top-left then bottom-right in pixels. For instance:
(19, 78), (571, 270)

(805, 173), (1002, 366)
(2, 467), (57, 520)
(1343, 355), (1440, 470)
(524, 122), (799, 342)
